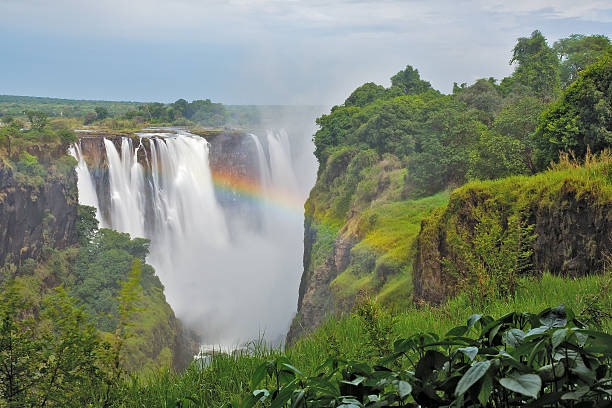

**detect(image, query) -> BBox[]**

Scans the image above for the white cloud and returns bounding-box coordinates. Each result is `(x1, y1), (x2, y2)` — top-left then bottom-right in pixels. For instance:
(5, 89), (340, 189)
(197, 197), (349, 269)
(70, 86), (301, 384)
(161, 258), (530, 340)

(1, 0), (610, 103)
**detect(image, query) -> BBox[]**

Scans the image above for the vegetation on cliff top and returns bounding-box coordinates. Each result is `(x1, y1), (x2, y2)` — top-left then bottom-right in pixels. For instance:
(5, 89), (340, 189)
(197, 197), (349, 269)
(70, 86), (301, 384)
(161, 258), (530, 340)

(298, 30), (612, 327)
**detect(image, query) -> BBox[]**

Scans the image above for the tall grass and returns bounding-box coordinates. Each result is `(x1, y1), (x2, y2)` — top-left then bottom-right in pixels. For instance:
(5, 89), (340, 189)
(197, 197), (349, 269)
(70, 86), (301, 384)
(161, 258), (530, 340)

(114, 271), (612, 407)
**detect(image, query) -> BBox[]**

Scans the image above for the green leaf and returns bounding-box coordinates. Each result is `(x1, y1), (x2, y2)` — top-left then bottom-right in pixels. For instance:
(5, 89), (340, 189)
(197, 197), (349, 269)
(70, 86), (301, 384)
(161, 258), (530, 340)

(503, 329), (525, 348)
(525, 326), (549, 339)
(527, 339), (547, 366)
(561, 386), (590, 401)
(499, 373), (541, 398)
(281, 363), (304, 377)
(538, 363), (565, 382)
(251, 363), (268, 389)
(455, 360), (491, 397)
(270, 380), (298, 408)
(577, 330), (612, 356)
(341, 376), (366, 386)
(398, 381), (412, 399)
(446, 325), (468, 337)
(478, 374), (493, 406)
(551, 328), (567, 349)
(457, 346), (478, 361)
(291, 390), (305, 408)
(467, 314), (483, 333)
(540, 305), (566, 328)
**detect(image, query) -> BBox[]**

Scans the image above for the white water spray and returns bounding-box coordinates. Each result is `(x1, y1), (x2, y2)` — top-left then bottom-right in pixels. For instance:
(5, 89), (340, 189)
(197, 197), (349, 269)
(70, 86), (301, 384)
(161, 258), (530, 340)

(76, 129), (316, 346)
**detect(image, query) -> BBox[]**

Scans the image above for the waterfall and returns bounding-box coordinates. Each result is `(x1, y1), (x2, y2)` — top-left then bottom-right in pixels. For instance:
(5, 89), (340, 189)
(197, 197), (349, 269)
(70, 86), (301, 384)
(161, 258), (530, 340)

(76, 127), (316, 346)
(69, 142), (102, 223)
(265, 130), (299, 197)
(104, 138), (146, 238)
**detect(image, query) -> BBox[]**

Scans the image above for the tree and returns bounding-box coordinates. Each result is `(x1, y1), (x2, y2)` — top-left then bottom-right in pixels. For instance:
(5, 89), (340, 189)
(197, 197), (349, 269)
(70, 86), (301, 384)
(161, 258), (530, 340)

(554, 34), (612, 88)
(533, 51), (612, 169)
(390, 65), (433, 95)
(509, 30), (560, 102)
(57, 129), (78, 146)
(344, 82), (389, 107)
(492, 95), (546, 173)
(454, 78), (503, 125)
(0, 122), (20, 157)
(94, 107), (109, 120)
(0, 281), (104, 407)
(24, 110), (49, 131)
(467, 129), (529, 180)
(83, 112), (97, 125)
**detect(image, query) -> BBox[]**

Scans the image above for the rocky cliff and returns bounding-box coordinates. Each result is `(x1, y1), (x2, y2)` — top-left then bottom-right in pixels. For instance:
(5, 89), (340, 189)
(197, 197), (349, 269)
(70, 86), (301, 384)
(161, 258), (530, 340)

(288, 151), (612, 344)
(287, 148), (447, 344)
(0, 163), (77, 266)
(413, 160), (612, 304)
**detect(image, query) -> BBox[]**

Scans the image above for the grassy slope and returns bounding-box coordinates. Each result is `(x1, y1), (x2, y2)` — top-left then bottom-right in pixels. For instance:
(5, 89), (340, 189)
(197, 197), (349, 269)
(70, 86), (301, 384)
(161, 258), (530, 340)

(117, 272), (612, 407)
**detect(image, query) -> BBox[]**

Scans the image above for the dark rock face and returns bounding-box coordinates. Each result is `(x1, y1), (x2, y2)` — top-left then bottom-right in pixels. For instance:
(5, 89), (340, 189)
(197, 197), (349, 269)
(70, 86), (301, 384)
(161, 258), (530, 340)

(412, 183), (612, 305)
(0, 166), (78, 266)
(287, 217), (356, 345)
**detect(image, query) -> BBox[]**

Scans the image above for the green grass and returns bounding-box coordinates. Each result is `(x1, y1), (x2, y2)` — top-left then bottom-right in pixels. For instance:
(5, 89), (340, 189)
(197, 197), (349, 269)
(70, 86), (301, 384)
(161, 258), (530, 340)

(113, 271), (612, 407)
(330, 191), (449, 310)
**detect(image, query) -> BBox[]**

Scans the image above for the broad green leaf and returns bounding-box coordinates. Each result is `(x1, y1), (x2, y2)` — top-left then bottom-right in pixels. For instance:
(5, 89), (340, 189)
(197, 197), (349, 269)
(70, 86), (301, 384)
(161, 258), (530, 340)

(478, 374), (493, 406)
(551, 328), (567, 349)
(561, 386), (589, 400)
(455, 360), (491, 396)
(251, 364), (268, 389)
(341, 376), (365, 386)
(270, 380), (298, 408)
(499, 373), (541, 398)
(538, 363), (565, 382)
(540, 305), (566, 328)
(398, 381), (412, 399)
(457, 347), (478, 361)
(367, 394), (380, 403)
(503, 329), (525, 348)
(467, 314), (483, 333)
(577, 330), (612, 356)
(291, 390), (305, 408)
(281, 363), (304, 377)
(525, 326), (549, 339)
(446, 325), (468, 337)
(527, 339), (547, 366)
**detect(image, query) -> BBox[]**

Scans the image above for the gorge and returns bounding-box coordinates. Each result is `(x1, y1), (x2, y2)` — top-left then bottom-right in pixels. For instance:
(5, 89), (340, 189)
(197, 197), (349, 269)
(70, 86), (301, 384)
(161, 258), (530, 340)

(72, 124), (318, 346)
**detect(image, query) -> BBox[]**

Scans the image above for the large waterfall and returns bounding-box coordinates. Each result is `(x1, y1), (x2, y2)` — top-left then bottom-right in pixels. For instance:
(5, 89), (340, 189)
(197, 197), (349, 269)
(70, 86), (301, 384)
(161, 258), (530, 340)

(74, 128), (316, 346)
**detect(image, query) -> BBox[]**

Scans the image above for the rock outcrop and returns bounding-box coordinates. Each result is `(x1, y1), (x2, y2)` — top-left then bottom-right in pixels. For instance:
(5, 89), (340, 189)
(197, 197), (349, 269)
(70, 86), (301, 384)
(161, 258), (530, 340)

(413, 173), (612, 305)
(0, 164), (77, 265)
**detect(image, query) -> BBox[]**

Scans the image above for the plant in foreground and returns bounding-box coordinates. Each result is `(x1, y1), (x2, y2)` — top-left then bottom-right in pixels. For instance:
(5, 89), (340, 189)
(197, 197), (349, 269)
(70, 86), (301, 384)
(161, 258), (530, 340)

(237, 305), (612, 407)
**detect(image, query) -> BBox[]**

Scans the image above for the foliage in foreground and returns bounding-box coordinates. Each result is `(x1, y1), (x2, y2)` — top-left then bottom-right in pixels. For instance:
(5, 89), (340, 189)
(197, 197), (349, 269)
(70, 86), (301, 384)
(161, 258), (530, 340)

(241, 305), (612, 408)
(111, 272), (612, 407)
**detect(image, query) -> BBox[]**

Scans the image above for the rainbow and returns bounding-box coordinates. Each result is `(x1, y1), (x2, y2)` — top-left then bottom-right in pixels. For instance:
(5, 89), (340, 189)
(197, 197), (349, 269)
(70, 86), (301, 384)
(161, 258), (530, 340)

(210, 171), (306, 217)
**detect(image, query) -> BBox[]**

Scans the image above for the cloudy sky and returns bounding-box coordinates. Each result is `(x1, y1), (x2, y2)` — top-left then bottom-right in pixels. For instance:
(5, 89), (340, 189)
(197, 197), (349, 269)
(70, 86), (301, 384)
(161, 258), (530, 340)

(1, 0), (611, 105)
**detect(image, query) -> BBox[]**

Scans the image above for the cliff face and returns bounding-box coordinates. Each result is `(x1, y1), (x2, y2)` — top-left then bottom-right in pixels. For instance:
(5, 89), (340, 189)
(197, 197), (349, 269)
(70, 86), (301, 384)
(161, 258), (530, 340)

(412, 167), (612, 305)
(0, 165), (78, 265)
(289, 150), (612, 344)
(287, 216), (356, 344)
(287, 149), (445, 344)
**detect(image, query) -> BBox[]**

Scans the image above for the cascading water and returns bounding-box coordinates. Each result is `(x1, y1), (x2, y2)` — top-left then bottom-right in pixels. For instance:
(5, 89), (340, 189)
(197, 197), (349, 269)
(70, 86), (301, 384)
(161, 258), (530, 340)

(69, 143), (103, 223)
(73, 127), (316, 346)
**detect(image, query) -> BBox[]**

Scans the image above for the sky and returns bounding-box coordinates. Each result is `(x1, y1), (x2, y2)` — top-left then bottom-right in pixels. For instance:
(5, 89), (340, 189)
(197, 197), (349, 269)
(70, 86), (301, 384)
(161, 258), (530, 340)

(1, 0), (611, 105)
